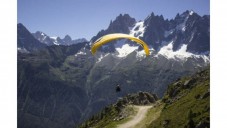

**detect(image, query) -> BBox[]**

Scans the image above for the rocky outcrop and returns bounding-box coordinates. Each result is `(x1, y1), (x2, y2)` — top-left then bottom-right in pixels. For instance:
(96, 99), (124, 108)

(115, 92), (158, 108)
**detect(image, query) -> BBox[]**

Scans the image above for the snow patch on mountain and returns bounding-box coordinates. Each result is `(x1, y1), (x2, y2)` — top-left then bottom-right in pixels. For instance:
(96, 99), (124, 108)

(158, 41), (209, 62)
(114, 39), (127, 48)
(17, 47), (29, 53)
(158, 41), (191, 59)
(129, 21), (145, 37)
(189, 10), (194, 15)
(136, 46), (155, 60)
(198, 55), (209, 63)
(49, 36), (59, 45)
(75, 51), (87, 57)
(116, 44), (138, 58)
(136, 50), (146, 60)
(53, 41), (60, 45)
(50, 36), (58, 40)
(39, 32), (48, 40)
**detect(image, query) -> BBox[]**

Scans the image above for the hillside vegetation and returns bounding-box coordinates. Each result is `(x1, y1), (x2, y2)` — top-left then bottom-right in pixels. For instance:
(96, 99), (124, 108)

(78, 68), (210, 128)
(149, 68), (210, 128)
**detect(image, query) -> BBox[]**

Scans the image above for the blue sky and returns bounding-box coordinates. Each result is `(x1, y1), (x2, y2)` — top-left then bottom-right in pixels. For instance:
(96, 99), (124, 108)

(18, 0), (210, 40)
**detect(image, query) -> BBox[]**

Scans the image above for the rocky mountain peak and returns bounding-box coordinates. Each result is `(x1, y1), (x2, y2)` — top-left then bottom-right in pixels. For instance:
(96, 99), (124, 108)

(142, 12), (169, 49)
(17, 23), (25, 29)
(90, 14), (136, 53)
(180, 10), (194, 17)
(107, 13), (136, 33)
(56, 37), (61, 41)
(115, 14), (136, 24)
(63, 34), (72, 42)
(174, 10), (196, 23)
(34, 31), (41, 35)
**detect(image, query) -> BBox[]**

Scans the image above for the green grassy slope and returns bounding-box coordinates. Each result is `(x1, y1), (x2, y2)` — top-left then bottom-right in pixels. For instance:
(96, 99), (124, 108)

(149, 68), (210, 128)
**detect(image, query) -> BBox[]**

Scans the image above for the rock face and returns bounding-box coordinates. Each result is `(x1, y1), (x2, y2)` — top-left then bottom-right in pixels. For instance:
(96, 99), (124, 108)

(142, 12), (168, 50)
(144, 10), (209, 53)
(116, 92), (158, 107)
(17, 23), (46, 52)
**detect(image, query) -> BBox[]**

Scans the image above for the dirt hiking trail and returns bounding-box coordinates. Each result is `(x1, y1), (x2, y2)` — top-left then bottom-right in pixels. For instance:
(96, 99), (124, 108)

(117, 105), (153, 128)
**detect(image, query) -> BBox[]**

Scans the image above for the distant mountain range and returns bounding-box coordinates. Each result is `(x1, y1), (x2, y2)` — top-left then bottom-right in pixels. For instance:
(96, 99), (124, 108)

(18, 10), (209, 56)
(32, 31), (87, 46)
(17, 10), (210, 128)
(17, 23), (87, 52)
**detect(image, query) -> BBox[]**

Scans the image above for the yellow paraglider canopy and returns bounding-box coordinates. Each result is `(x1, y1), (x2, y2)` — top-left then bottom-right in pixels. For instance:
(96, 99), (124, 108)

(91, 33), (150, 56)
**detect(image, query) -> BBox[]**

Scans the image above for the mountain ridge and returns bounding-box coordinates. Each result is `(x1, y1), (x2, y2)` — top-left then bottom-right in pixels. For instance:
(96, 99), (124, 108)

(32, 31), (88, 46)
(17, 23), (47, 52)
(88, 10), (209, 55)
(21, 10), (210, 57)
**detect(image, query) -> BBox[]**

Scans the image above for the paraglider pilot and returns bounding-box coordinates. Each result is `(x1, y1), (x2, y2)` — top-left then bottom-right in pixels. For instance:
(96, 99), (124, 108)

(115, 84), (121, 92)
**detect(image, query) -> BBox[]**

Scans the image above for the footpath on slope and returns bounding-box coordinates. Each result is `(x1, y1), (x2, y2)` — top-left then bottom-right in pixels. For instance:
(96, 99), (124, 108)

(117, 105), (153, 128)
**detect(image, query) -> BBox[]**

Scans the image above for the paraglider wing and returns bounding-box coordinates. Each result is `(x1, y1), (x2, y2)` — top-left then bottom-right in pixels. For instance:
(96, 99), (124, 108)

(91, 33), (150, 56)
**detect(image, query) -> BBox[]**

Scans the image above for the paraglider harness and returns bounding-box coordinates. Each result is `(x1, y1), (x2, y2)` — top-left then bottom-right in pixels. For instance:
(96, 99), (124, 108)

(115, 85), (121, 92)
